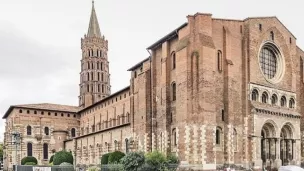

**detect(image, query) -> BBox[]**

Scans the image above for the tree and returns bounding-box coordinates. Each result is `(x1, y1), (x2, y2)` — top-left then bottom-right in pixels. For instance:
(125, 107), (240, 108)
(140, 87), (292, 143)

(108, 151), (125, 164)
(0, 143), (3, 161)
(53, 150), (73, 165)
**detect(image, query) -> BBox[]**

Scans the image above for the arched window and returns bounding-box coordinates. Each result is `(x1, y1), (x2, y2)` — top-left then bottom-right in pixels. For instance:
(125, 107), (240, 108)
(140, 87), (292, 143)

(125, 139), (129, 153)
(87, 73), (90, 81)
(44, 127), (49, 136)
(172, 52), (176, 69)
(172, 128), (177, 147)
(98, 73), (100, 81)
(171, 82), (176, 101)
(102, 84), (104, 93)
(91, 49), (94, 57)
(261, 92), (268, 104)
(101, 62), (103, 70)
(289, 98), (295, 109)
(43, 143), (48, 160)
(101, 73), (104, 81)
(88, 50), (91, 57)
(19, 109), (22, 113)
(27, 143), (33, 156)
(270, 31), (274, 41)
(97, 62), (99, 69)
(27, 126), (32, 135)
(117, 115), (120, 125)
(216, 127), (222, 145)
(281, 96), (287, 107)
(251, 89), (259, 101)
(88, 62), (90, 69)
(217, 50), (223, 72)
(71, 128), (76, 137)
(271, 94), (278, 105)
(91, 72), (93, 81)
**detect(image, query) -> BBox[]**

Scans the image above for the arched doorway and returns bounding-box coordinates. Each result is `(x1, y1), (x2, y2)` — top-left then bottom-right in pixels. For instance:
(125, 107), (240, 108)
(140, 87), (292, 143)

(280, 124), (294, 166)
(261, 122), (276, 166)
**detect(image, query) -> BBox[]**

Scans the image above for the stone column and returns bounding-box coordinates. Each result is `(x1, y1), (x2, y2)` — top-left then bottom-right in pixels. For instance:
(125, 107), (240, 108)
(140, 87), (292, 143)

(254, 137), (263, 169)
(274, 138), (281, 168)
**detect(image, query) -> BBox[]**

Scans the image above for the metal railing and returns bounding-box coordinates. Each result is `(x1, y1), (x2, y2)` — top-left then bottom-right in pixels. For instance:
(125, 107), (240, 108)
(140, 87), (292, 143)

(16, 165), (74, 171)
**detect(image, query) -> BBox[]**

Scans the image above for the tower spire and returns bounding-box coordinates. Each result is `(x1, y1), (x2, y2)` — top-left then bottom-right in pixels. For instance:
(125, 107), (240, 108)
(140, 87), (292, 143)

(87, 0), (101, 37)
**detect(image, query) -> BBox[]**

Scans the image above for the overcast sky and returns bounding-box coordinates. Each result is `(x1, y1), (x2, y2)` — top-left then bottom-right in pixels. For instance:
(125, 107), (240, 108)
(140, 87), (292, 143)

(0, 0), (304, 142)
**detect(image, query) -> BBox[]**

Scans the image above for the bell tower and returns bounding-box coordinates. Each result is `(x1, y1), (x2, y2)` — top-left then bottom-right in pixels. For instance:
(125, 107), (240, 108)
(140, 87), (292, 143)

(79, 0), (111, 108)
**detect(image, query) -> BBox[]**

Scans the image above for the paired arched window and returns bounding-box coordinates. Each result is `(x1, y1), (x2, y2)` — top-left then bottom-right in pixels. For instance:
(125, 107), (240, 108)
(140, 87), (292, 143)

(217, 50), (223, 72)
(281, 96), (287, 107)
(172, 128), (177, 147)
(27, 126), (32, 135)
(71, 128), (76, 138)
(251, 89), (259, 101)
(216, 127), (222, 145)
(289, 98), (295, 109)
(44, 127), (49, 136)
(172, 52), (176, 69)
(261, 92), (268, 103)
(43, 143), (48, 160)
(271, 94), (278, 105)
(27, 143), (33, 156)
(101, 73), (104, 81)
(171, 82), (176, 101)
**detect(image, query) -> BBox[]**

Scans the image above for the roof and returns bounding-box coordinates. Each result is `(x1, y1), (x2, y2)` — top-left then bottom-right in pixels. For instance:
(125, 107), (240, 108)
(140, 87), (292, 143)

(78, 86), (130, 113)
(147, 23), (188, 50)
(127, 57), (150, 71)
(2, 103), (80, 119)
(87, 1), (101, 37)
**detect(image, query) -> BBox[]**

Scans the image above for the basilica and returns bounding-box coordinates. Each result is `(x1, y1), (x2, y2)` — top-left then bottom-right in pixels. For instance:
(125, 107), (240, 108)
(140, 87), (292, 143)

(2, 1), (304, 170)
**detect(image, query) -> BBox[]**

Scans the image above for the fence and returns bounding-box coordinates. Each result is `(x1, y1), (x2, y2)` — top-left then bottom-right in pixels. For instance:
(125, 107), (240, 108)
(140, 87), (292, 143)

(15, 165), (74, 171)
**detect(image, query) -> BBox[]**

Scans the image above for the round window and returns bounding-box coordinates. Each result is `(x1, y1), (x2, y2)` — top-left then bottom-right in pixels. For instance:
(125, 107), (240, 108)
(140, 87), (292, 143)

(258, 42), (284, 84)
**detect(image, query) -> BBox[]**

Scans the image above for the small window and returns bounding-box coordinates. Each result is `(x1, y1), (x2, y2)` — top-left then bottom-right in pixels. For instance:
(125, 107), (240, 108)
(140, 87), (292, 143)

(61, 113), (64, 117)
(270, 31), (274, 41)
(172, 128), (177, 146)
(41, 111), (44, 115)
(240, 25), (243, 33)
(48, 112), (51, 116)
(172, 52), (176, 69)
(45, 127), (49, 136)
(68, 114), (70, 117)
(171, 82), (176, 101)
(259, 24), (262, 31)
(34, 111), (37, 114)
(290, 37), (292, 44)
(27, 126), (32, 135)
(281, 96), (287, 107)
(101, 62), (103, 70)
(19, 109), (23, 113)
(261, 92), (268, 104)
(74, 114), (76, 118)
(27, 110), (30, 114)
(55, 113), (57, 116)
(221, 109), (224, 121)
(289, 98), (295, 109)
(251, 89), (259, 101)
(271, 94), (278, 105)
(217, 50), (223, 72)
(134, 71), (137, 78)
(216, 127), (222, 145)
(71, 128), (76, 137)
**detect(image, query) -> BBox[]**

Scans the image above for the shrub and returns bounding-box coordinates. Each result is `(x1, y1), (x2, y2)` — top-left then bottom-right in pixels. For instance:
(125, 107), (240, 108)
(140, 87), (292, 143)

(88, 166), (101, 171)
(108, 151), (125, 164)
(101, 153), (111, 165)
(24, 162), (36, 166)
(120, 152), (145, 171)
(53, 150), (73, 165)
(49, 155), (54, 163)
(59, 162), (73, 166)
(21, 156), (38, 165)
(145, 151), (167, 171)
(166, 154), (179, 164)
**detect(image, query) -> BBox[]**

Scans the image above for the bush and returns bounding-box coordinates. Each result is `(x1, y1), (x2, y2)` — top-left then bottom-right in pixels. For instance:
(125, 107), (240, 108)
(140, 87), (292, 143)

(53, 150), (73, 165)
(49, 155), (54, 163)
(145, 151), (167, 171)
(21, 156), (38, 165)
(120, 152), (145, 171)
(166, 154), (179, 164)
(108, 151), (125, 164)
(101, 153), (111, 165)
(24, 162), (36, 166)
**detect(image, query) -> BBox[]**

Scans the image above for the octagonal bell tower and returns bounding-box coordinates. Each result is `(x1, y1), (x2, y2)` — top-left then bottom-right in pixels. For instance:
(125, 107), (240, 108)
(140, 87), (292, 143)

(79, 1), (111, 108)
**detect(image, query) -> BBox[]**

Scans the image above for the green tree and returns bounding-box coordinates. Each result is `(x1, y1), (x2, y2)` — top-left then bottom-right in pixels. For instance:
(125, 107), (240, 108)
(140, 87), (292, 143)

(53, 150), (73, 165)
(0, 143), (3, 161)
(108, 151), (125, 164)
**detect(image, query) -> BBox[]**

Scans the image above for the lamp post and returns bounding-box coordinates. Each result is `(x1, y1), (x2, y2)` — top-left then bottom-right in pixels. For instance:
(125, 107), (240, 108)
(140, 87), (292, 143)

(11, 132), (21, 169)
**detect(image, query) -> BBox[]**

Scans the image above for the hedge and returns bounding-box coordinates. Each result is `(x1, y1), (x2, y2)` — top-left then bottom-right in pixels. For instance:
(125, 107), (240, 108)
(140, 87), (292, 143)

(21, 156), (38, 165)
(53, 150), (73, 165)
(100, 153), (111, 165)
(24, 162), (36, 166)
(108, 151), (125, 164)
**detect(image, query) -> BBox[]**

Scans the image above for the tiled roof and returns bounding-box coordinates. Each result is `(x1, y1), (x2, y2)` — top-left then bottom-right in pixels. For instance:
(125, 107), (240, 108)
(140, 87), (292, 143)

(2, 103), (80, 119)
